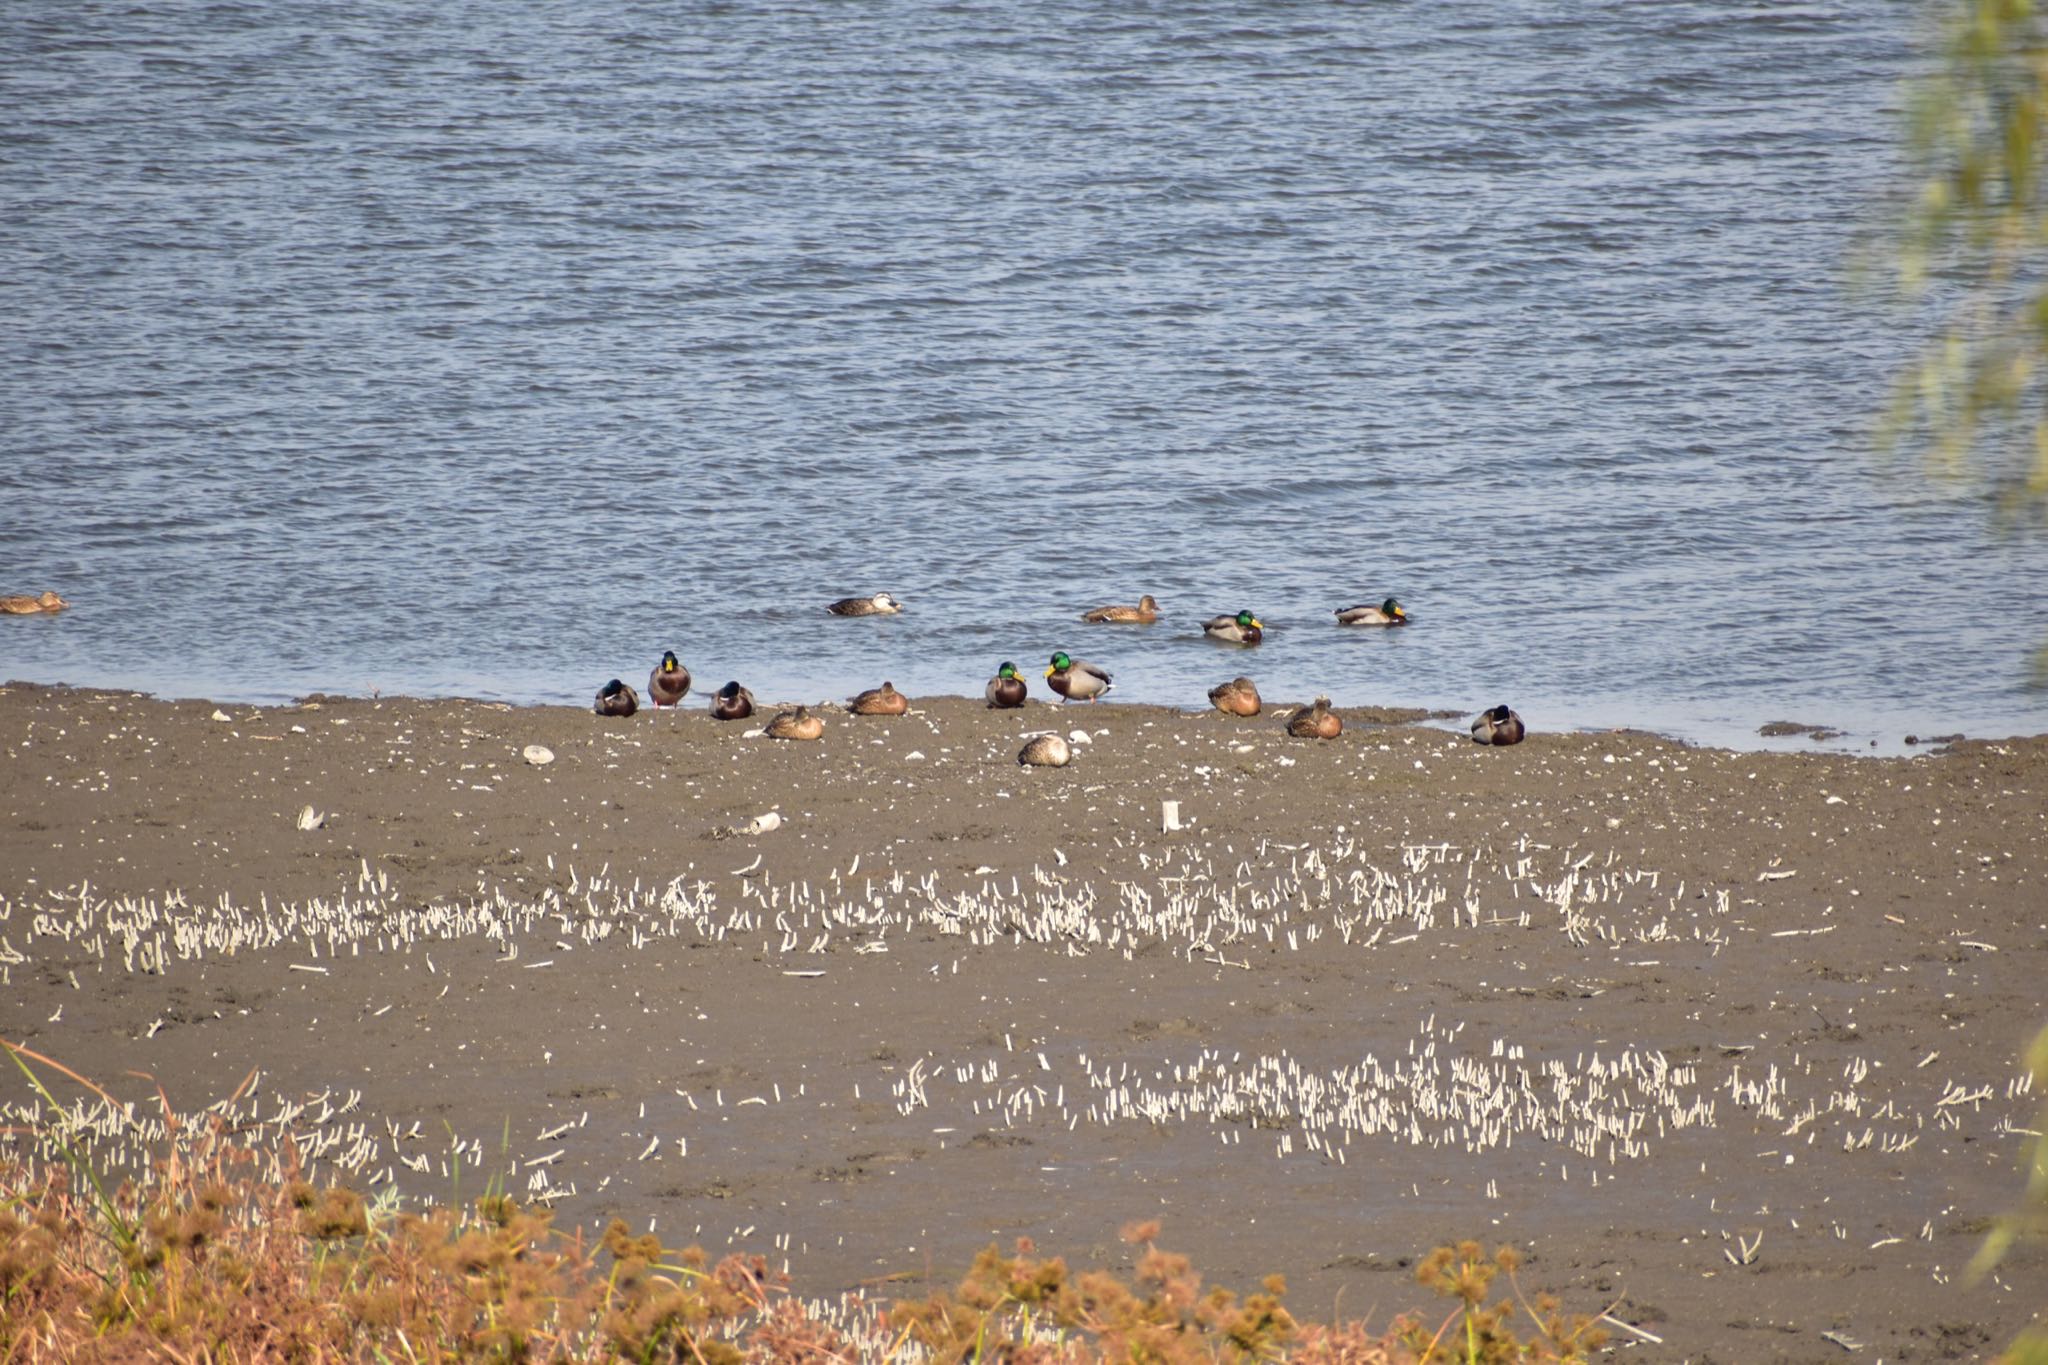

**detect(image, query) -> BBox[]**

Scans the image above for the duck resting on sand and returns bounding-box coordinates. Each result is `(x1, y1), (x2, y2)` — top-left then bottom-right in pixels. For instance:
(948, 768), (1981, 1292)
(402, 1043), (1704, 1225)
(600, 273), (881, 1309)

(827, 593), (904, 616)
(1470, 704), (1525, 746)
(766, 706), (825, 740)
(1335, 597), (1409, 626)
(1082, 594), (1159, 624)
(1286, 696), (1342, 739)
(649, 650), (691, 707)
(986, 661), (1028, 708)
(594, 679), (640, 717)
(849, 680), (910, 715)
(1045, 651), (1112, 702)
(1202, 610), (1265, 645)
(1208, 676), (1261, 717)
(710, 681), (756, 720)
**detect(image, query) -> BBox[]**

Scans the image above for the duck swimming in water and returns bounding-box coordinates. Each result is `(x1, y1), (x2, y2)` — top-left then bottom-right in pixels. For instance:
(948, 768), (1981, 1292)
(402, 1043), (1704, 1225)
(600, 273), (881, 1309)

(849, 680), (910, 715)
(986, 661), (1028, 708)
(594, 679), (640, 717)
(1470, 704), (1525, 746)
(1082, 594), (1159, 624)
(766, 706), (825, 740)
(710, 681), (755, 720)
(1045, 651), (1112, 702)
(1335, 597), (1409, 626)
(827, 593), (904, 616)
(1286, 696), (1343, 739)
(1208, 676), (1262, 717)
(0, 591), (67, 615)
(1202, 610), (1265, 645)
(649, 651), (691, 707)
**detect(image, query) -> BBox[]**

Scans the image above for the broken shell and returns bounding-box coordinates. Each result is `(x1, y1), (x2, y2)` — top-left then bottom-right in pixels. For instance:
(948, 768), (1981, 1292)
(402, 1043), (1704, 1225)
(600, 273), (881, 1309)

(1019, 734), (1072, 767)
(743, 811), (783, 835)
(295, 805), (325, 831)
(522, 744), (555, 766)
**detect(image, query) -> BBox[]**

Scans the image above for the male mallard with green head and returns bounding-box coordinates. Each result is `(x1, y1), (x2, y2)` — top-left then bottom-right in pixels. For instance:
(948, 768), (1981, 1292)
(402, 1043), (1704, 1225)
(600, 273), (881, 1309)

(1286, 696), (1342, 739)
(1082, 594), (1159, 624)
(1470, 704), (1525, 746)
(1335, 597), (1410, 626)
(594, 679), (640, 717)
(849, 681), (910, 715)
(1045, 651), (1112, 702)
(1202, 610), (1265, 645)
(1208, 676), (1261, 717)
(0, 591), (67, 615)
(986, 661), (1028, 708)
(710, 681), (755, 720)
(827, 593), (904, 616)
(649, 650), (691, 707)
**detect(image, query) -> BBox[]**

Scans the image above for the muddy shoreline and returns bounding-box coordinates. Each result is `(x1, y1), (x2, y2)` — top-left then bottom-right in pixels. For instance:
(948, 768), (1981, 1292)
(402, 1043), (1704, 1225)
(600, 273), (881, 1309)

(3, 681), (2044, 1361)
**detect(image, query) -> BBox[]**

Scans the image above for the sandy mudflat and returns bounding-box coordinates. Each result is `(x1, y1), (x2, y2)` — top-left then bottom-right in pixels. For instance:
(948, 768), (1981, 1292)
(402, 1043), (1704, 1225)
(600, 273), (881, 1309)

(2, 681), (2045, 1361)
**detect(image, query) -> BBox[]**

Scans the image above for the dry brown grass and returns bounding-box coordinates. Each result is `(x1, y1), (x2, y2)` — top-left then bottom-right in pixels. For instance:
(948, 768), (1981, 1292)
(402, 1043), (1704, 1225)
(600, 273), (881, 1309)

(2, 1040), (1616, 1363)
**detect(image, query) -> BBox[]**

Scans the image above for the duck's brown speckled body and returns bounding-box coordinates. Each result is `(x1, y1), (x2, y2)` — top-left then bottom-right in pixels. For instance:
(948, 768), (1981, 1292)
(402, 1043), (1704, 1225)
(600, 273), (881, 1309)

(710, 681), (756, 720)
(849, 681), (909, 715)
(1208, 677), (1262, 717)
(1286, 696), (1342, 739)
(766, 706), (825, 740)
(1082, 594), (1158, 624)
(1470, 704), (1525, 746)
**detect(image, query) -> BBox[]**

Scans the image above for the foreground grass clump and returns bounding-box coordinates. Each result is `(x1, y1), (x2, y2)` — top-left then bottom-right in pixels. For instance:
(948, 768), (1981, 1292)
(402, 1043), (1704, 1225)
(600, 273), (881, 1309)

(2, 1043), (1608, 1362)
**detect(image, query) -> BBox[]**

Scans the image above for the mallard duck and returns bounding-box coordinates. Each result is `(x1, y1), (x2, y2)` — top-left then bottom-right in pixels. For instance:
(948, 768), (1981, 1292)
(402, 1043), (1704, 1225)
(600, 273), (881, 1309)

(1335, 597), (1409, 626)
(1202, 610), (1265, 645)
(849, 680), (909, 715)
(1018, 734), (1072, 767)
(986, 661), (1028, 708)
(710, 681), (755, 720)
(1045, 651), (1112, 702)
(0, 591), (67, 615)
(827, 593), (904, 616)
(1470, 704), (1525, 746)
(1208, 677), (1262, 717)
(1082, 594), (1159, 624)
(1286, 696), (1342, 739)
(766, 706), (825, 740)
(594, 679), (640, 717)
(649, 650), (691, 707)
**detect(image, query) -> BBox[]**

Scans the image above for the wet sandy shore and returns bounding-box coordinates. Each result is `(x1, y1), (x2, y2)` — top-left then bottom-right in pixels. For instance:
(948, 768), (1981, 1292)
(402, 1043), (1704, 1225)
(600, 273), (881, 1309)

(2, 681), (2044, 1361)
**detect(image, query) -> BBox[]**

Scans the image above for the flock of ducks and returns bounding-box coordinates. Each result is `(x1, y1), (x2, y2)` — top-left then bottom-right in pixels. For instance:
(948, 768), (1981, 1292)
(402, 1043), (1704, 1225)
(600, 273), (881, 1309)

(589, 591), (1525, 754)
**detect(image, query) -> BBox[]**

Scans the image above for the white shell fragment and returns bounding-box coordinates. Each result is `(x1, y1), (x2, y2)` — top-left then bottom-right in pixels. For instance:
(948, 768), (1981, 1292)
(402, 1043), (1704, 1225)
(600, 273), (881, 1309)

(1019, 734), (1072, 767)
(1067, 729), (1092, 745)
(742, 811), (783, 835)
(295, 805), (325, 831)
(1161, 800), (1182, 832)
(211, 709), (232, 722)
(522, 744), (555, 766)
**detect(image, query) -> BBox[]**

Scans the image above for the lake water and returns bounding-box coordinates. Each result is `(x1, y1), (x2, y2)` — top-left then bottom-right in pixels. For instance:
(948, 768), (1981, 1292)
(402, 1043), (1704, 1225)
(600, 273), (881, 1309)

(4, 1), (2044, 753)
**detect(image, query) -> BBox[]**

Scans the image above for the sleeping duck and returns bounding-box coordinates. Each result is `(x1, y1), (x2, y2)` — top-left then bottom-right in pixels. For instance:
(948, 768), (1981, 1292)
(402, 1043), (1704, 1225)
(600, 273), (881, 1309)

(986, 661), (1028, 708)
(594, 679), (640, 717)
(649, 650), (691, 707)
(1335, 597), (1409, 626)
(1082, 594), (1159, 624)
(827, 593), (904, 616)
(1285, 696), (1342, 739)
(1202, 610), (1265, 645)
(849, 680), (910, 715)
(1470, 704), (1525, 746)
(766, 706), (825, 740)
(1045, 651), (1113, 702)
(1208, 676), (1262, 717)
(710, 681), (756, 720)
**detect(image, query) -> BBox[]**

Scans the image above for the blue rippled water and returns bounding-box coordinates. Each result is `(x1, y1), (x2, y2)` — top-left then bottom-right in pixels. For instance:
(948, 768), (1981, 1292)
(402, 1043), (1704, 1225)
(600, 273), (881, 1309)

(3, 1), (2044, 750)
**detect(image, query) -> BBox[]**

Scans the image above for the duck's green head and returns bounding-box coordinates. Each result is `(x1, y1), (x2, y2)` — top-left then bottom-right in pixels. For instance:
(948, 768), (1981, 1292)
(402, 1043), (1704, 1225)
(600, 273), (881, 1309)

(998, 661), (1019, 680)
(1238, 610), (1264, 629)
(1384, 597), (1406, 619)
(1047, 651), (1072, 677)
(660, 650), (681, 672)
